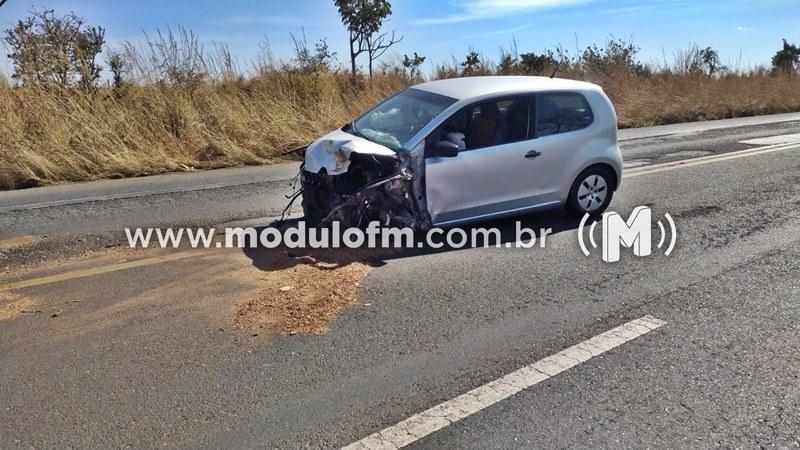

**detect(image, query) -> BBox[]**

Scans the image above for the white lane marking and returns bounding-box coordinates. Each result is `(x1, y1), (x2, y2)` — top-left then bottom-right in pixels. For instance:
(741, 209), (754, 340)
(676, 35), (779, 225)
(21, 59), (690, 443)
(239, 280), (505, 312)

(622, 160), (651, 168)
(342, 316), (667, 450)
(623, 142), (800, 179)
(740, 133), (800, 146)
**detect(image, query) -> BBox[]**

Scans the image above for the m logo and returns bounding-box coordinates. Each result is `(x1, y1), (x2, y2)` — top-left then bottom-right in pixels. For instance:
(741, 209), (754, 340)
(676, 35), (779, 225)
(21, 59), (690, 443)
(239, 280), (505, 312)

(579, 206), (676, 262)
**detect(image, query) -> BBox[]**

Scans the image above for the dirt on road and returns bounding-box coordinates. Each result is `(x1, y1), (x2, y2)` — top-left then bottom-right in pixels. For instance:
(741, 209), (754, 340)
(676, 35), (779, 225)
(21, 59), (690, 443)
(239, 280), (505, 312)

(233, 248), (385, 335)
(0, 293), (38, 321)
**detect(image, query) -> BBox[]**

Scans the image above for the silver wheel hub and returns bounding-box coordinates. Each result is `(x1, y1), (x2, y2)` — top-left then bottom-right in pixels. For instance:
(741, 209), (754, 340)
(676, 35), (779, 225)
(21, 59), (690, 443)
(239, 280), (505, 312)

(577, 174), (607, 212)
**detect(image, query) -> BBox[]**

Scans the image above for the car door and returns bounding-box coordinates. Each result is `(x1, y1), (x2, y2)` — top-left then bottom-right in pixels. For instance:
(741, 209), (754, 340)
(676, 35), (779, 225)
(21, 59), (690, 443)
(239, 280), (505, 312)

(424, 95), (548, 225)
(528, 92), (596, 203)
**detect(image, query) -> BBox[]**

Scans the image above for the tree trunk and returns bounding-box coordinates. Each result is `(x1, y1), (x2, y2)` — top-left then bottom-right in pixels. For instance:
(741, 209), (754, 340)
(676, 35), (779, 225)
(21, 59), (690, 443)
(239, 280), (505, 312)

(349, 31), (357, 77)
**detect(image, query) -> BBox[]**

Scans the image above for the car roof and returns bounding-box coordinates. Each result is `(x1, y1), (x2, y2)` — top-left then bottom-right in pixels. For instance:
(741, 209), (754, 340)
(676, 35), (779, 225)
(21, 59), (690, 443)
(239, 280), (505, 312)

(412, 76), (602, 100)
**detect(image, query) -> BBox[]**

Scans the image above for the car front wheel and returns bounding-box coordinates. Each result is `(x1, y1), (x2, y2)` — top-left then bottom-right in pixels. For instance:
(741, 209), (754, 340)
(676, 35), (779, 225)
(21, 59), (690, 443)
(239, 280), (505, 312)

(565, 166), (614, 219)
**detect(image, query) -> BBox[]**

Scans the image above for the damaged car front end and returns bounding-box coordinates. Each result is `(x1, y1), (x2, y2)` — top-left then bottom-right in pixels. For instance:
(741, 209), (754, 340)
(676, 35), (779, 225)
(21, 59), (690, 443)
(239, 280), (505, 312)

(300, 129), (430, 229)
(299, 88), (458, 230)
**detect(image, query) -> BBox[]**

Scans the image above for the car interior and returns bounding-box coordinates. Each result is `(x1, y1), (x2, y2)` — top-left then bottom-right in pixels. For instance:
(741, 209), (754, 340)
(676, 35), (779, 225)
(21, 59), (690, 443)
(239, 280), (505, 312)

(426, 93), (594, 157)
(426, 97), (531, 155)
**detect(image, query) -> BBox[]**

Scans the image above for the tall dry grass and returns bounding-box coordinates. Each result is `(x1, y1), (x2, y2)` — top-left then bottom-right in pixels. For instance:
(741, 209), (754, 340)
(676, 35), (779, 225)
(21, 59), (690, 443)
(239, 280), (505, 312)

(0, 71), (407, 189)
(612, 71), (800, 127)
(1, 34), (799, 190)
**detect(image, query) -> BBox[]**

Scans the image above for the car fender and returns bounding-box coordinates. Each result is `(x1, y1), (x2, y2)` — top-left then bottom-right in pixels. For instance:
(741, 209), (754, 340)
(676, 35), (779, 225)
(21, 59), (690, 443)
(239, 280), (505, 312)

(560, 152), (623, 204)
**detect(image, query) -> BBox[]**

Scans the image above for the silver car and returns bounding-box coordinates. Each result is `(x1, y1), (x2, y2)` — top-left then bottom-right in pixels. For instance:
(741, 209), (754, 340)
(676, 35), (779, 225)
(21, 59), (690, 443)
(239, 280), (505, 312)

(301, 76), (622, 229)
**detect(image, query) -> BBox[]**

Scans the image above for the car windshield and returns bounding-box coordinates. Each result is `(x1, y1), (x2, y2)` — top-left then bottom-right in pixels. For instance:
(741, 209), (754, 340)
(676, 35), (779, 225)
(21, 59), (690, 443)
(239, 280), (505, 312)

(350, 88), (457, 151)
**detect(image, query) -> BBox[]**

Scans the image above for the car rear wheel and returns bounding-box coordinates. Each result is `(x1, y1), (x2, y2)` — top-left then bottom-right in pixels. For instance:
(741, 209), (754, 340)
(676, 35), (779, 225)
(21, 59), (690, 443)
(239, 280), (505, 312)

(565, 166), (614, 219)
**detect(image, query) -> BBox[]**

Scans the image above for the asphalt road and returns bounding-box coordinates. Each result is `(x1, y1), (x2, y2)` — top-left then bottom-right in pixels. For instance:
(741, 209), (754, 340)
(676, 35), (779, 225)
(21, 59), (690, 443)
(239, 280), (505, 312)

(2, 114), (800, 448)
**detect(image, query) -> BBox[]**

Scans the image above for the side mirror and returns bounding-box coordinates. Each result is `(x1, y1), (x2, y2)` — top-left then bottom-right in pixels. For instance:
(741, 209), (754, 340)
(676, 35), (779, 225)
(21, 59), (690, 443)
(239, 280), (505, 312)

(432, 140), (460, 157)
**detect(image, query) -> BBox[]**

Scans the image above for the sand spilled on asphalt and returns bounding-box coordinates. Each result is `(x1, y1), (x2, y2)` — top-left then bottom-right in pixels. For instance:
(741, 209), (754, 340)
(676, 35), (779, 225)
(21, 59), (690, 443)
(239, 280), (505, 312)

(0, 233), (386, 336)
(232, 248), (383, 335)
(0, 293), (38, 321)
(0, 235), (44, 253)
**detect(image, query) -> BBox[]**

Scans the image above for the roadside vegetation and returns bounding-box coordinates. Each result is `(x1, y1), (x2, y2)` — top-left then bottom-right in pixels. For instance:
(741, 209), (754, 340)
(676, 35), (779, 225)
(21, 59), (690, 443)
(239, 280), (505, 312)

(1, 3), (799, 190)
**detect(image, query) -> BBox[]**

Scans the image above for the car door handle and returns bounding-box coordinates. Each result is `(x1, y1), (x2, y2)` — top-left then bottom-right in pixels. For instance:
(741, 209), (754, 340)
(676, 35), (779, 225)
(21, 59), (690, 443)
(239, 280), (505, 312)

(525, 150), (542, 159)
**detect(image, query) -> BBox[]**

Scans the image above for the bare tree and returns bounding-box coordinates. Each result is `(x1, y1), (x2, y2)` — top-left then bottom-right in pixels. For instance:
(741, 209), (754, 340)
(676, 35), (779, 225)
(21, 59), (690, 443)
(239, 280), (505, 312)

(365, 29), (402, 77)
(334, 0), (402, 77)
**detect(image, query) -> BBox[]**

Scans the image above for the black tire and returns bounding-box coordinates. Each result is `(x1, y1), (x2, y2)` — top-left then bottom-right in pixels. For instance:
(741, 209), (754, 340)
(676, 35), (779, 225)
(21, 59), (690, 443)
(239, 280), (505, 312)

(565, 166), (614, 219)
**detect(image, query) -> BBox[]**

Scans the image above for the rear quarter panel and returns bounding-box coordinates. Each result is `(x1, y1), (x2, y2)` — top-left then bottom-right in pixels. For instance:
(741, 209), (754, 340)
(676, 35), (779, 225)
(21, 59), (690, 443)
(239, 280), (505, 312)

(557, 90), (622, 203)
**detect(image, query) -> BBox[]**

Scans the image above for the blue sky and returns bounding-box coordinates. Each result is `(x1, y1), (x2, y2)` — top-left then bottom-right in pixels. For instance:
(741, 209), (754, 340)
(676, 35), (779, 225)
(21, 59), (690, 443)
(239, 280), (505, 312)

(1, 0), (799, 76)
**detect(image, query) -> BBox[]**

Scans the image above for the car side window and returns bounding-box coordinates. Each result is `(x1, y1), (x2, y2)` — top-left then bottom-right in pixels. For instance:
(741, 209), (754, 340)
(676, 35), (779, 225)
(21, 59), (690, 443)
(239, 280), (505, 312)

(535, 92), (593, 137)
(426, 96), (530, 155)
(426, 109), (470, 155)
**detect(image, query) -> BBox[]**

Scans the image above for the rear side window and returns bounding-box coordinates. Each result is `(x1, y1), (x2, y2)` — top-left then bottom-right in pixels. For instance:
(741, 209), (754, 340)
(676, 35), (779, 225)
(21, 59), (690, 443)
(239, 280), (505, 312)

(426, 96), (530, 154)
(534, 92), (593, 137)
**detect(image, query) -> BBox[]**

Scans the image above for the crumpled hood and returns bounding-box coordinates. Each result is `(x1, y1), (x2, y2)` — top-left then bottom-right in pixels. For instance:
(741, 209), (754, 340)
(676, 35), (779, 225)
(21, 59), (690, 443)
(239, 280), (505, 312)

(303, 129), (396, 175)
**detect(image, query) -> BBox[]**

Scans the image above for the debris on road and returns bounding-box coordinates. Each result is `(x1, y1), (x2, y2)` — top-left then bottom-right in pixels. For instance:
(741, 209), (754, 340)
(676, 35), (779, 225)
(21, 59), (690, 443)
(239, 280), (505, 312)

(0, 293), (38, 321)
(233, 248), (382, 335)
(0, 235), (45, 253)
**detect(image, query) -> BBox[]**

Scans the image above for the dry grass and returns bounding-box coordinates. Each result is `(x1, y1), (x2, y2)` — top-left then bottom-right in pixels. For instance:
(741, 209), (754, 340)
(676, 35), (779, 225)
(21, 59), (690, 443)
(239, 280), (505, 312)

(0, 71), (407, 189)
(610, 72), (800, 128)
(1, 69), (799, 190)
